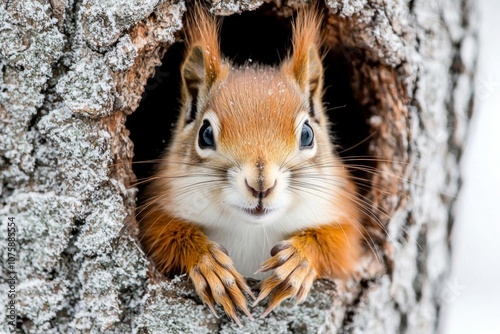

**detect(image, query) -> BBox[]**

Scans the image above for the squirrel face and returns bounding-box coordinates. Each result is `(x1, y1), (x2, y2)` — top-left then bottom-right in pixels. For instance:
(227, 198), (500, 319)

(190, 67), (323, 224)
(151, 7), (355, 229)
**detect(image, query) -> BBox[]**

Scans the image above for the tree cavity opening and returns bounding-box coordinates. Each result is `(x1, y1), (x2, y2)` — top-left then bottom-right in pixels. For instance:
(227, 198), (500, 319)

(126, 4), (374, 196)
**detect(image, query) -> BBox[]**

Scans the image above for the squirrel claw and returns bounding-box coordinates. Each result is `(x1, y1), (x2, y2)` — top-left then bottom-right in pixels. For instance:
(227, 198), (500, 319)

(189, 242), (254, 324)
(254, 242), (317, 317)
(189, 267), (219, 317)
(255, 243), (294, 275)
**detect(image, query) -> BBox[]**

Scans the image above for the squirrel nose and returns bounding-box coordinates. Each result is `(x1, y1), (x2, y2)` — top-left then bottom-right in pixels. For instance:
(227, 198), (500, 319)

(245, 179), (276, 199)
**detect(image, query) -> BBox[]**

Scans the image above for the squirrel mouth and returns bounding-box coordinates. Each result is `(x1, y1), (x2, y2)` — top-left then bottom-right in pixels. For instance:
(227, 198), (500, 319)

(244, 203), (267, 217)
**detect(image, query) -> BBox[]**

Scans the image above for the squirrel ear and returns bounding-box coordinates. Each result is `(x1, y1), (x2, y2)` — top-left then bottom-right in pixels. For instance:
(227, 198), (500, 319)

(182, 43), (223, 124)
(282, 9), (324, 122)
(182, 45), (210, 124)
(181, 6), (224, 125)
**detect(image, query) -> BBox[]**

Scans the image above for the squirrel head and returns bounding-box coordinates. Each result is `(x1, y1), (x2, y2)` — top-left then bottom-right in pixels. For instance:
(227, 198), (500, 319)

(161, 6), (353, 226)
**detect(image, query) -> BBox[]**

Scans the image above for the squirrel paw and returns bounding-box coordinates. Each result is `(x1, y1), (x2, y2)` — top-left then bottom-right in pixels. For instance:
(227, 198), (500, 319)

(253, 240), (317, 317)
(189, 243), (255, 326)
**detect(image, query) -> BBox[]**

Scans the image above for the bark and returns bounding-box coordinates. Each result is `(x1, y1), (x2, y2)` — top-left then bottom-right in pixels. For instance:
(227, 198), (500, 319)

(0, 0), (477, 333)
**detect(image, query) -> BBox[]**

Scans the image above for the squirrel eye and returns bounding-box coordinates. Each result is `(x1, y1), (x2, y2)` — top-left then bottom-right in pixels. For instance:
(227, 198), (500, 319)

(300, 122), (314, 149)
(198, 120), (215, 149)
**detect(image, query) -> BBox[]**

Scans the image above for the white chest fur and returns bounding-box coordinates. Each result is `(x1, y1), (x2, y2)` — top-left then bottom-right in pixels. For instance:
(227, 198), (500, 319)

(200, 201), (338, 278)
(205, 222), (287, 278)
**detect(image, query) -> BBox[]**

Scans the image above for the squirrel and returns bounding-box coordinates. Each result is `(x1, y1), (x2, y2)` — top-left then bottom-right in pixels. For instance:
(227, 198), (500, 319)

(138, 4), (362, 325)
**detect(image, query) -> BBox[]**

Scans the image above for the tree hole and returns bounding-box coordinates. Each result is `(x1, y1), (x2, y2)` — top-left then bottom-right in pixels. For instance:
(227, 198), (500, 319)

(127, 5), (374, 196)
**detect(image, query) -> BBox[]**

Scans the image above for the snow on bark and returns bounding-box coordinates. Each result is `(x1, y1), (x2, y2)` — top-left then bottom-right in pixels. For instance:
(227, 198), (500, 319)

(81, 0), (161, 51)
(209, 0), (264, 15)
(327, 0), (412, 67)
(0, 1), (64, 187)
(0, 0), (476, 333)
(55, 53), (115, 117)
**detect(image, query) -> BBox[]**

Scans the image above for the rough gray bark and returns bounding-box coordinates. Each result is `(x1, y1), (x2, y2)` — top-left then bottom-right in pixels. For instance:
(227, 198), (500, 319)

(0, 0), (477, 333)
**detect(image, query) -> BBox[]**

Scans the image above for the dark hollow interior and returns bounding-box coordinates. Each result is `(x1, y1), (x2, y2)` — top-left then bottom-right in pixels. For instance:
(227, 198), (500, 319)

(126, 6), (372, 195)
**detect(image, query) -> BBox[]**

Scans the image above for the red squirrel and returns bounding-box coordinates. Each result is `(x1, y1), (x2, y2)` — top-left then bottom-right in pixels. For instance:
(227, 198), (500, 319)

(138, 4), (362, 325)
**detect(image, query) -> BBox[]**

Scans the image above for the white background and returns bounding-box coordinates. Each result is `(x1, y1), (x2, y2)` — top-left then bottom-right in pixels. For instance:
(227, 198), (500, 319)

(442, 0), (500, 332)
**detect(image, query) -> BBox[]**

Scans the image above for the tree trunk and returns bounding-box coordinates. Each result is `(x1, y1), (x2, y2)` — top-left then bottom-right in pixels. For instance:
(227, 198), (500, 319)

(0, 0), (477, 333)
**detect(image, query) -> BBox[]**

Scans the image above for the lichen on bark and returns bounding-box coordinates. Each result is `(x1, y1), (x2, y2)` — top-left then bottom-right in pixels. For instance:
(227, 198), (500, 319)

(0, 0), (182, 332)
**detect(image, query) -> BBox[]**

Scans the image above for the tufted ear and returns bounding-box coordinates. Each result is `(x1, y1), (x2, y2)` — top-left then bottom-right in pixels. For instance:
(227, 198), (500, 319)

(282, 8), (324, 122)
(180, 5), (225, 125)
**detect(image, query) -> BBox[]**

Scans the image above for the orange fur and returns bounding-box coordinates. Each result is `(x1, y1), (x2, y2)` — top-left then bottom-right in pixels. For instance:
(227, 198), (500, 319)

(290, 223), (361, 278)
(283, 6), (323, 91)
(282, 6), (325, 123)
(212, 68), (301, 164)
(183, 4), (223, 85)
(179, 4), (229, 127)
(139, 206), (211, 274)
